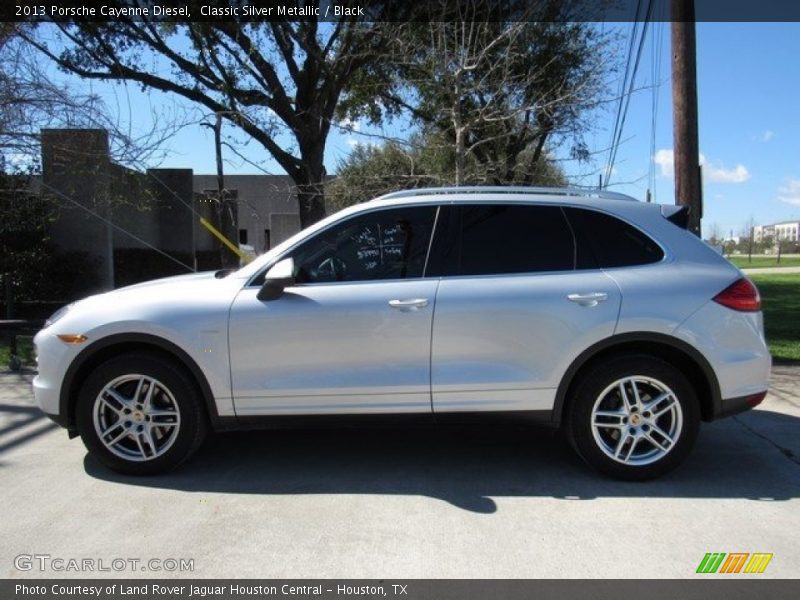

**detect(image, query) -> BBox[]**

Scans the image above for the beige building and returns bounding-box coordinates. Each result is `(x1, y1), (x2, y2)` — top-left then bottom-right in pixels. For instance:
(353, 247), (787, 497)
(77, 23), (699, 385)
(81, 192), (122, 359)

(753, 221), (800, 243)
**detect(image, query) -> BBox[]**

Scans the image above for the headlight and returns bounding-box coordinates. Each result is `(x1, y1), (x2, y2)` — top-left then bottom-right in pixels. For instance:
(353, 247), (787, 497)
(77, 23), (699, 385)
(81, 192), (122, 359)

(44, 303), (73, 328)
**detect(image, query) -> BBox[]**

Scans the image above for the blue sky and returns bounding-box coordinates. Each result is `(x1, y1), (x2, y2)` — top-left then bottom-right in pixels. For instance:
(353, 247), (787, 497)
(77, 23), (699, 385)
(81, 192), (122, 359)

(49, 21), (800, 239)
(602, 22), (800, 238)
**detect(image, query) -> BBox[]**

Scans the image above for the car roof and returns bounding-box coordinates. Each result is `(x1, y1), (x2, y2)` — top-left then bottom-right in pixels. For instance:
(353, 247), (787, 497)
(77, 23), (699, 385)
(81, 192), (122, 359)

(370, 186), (639, 205)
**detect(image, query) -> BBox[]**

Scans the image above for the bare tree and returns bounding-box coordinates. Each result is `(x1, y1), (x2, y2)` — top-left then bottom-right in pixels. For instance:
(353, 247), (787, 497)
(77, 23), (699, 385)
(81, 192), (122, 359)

(340, 0), (614, 186)
(738, 216), (756, 263)
(22, 8), (391, 227)
(705, 222), (722, 246)
(1, 29), (193, 171)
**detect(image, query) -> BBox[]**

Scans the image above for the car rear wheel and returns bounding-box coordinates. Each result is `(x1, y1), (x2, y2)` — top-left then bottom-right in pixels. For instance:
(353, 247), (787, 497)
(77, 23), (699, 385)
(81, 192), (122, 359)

(565, 354), (700, 480)
(76, 353), (208, 475)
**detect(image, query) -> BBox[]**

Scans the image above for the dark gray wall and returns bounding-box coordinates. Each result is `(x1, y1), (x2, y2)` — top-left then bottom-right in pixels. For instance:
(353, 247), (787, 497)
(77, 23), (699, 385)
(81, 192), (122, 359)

(41, 129), (114, 291)
(39, 130), (311, 288)
(149, 168), (195, 255)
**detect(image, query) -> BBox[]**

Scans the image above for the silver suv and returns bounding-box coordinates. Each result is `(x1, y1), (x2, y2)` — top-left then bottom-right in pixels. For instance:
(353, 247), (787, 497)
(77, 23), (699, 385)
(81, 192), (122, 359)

(33, 187), (771, 479)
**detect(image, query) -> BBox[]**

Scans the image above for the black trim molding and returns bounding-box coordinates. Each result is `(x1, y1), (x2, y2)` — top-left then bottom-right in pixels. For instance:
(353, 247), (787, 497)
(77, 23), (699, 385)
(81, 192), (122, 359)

(552, 332), (723, 425)
(58, 333), (222, 431)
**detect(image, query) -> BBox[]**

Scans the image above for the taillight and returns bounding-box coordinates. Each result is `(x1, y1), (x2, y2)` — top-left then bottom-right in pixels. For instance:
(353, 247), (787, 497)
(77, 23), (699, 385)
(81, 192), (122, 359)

(713, 278), (761, 312)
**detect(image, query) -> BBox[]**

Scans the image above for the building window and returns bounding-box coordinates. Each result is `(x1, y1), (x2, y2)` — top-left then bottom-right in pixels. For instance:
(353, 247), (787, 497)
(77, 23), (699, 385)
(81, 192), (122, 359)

(264, 229), (271, 251)
(238, 229), (248, 244)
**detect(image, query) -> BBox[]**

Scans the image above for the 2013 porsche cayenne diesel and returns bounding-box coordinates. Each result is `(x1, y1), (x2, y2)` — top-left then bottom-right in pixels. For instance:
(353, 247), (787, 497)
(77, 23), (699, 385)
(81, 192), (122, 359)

(33, 187), (770, 479)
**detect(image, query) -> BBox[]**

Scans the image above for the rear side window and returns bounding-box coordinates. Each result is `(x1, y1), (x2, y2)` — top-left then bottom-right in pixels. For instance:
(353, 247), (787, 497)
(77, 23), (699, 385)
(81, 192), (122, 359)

(441, 204), (575, 276)
(565, 207), (664, 268)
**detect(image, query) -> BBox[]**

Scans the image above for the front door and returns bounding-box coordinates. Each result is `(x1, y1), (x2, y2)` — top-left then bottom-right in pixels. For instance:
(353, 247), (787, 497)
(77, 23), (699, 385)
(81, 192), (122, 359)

(229, 205), (441, 416)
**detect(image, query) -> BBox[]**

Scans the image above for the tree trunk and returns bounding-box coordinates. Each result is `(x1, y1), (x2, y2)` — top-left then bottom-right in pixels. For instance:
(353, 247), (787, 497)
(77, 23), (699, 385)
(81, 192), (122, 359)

(296, 181), (327, 229)
(454, 127), (466, 186)
(293, 137), (328, 229)
(453, 72), (465, 186)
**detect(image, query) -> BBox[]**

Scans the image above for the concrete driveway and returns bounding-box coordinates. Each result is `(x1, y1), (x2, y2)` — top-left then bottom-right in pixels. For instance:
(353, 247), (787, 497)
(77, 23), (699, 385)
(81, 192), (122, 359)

(1, 366), (798, 579)
(742, 266), (800, 274)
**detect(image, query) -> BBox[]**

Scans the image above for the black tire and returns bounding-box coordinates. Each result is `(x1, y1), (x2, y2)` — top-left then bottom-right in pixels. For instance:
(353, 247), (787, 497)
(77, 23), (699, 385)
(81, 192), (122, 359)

(76, 353), (208, 475)
(565, 354), (700, 480)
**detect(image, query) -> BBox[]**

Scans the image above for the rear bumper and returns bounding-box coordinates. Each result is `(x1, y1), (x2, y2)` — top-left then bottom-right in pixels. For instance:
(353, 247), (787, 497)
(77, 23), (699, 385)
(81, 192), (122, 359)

(714, 390), (768, 420)
(674, 301), (771, 419)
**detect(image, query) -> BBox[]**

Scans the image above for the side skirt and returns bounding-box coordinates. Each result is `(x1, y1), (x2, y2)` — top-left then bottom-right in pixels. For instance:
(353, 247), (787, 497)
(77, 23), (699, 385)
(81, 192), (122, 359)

(213, 410), (555, 432)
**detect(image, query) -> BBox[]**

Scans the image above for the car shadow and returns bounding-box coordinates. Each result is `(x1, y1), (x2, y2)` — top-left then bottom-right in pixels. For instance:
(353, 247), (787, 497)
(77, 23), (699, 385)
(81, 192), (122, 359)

(83, 409), (800, 513)
(0, 369), (60, 455)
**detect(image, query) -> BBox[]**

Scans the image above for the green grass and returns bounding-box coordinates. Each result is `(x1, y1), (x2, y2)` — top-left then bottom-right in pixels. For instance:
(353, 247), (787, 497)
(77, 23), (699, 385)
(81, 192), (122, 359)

(750, 272), (800, 362)
(0, 336), (35, 369)
(729, 255), (800, 269)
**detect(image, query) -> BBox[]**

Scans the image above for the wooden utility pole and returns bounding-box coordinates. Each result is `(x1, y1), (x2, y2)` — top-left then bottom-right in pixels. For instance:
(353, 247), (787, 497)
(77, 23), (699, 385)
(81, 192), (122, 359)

(671, 0), (702, 236)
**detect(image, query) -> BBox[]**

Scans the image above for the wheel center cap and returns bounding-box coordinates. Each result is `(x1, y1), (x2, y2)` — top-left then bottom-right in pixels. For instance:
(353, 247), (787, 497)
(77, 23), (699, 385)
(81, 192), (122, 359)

(630, 413), (642, 426)
(132, 411), (145, 423)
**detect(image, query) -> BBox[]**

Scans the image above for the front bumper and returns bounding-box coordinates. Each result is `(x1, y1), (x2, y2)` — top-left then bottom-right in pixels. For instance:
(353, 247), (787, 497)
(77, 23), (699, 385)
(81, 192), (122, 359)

(32, 329), (81, 429)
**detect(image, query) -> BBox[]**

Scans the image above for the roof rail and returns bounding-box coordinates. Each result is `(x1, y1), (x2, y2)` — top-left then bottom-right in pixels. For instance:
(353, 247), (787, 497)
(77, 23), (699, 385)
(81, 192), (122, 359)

(373, 186), (637, 203)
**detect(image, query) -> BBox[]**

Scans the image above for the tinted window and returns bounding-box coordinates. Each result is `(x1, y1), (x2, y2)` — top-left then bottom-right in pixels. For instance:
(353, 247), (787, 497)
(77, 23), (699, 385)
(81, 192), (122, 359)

(565, 207), (664, 268)
(441, 204), (575, 276)
(290, 206), (437, 283)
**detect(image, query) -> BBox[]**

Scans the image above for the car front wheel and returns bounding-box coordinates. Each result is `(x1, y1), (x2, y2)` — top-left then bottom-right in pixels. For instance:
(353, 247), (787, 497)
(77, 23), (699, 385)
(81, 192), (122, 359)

(76, 353), (208, 475)
(565, 354), (700, 480)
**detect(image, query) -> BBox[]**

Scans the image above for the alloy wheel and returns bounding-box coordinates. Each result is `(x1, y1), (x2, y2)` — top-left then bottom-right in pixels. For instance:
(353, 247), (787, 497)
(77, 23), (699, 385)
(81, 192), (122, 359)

(92, 374), (181, 462)
(590, 375), (683, 466)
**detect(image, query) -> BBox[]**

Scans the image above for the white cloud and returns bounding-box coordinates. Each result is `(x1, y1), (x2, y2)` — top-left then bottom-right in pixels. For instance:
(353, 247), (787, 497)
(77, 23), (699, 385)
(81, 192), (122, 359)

(704, 161), (751, 184)
(338, 117), (365, 148)
(778, 179), (800, 205)
(762, 130), (775, 142)
(654, 149), (674, 177)
(653, 148), (750, 184)
(338, 117), (361, 133)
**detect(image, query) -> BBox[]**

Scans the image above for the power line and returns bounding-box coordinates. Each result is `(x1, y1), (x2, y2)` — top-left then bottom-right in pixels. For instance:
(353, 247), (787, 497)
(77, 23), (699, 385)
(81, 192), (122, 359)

(603, 3), (643, 187)
(648, 17), (665, 202)
(605, 0), (654, 188)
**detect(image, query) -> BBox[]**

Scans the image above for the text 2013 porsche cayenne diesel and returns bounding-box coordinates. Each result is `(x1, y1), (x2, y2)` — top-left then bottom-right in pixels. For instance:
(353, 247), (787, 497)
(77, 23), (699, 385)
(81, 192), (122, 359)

(34, 187), (770, 479)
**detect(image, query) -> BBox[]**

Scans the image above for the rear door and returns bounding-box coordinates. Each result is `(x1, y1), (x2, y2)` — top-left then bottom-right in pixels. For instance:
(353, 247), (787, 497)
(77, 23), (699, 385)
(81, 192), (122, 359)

(430, 203), (621, 414)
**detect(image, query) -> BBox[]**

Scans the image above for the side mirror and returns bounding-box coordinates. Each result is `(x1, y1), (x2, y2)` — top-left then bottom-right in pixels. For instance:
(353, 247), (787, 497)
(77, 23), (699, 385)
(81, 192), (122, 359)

(257, 258), (295, 301)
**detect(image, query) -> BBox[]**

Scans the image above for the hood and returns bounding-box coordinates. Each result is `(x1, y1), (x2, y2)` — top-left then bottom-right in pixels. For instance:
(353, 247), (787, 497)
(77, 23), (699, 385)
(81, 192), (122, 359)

(114, 271), (216, 294)
(70, 270), (238, 315)
(112, 270), (220, 292)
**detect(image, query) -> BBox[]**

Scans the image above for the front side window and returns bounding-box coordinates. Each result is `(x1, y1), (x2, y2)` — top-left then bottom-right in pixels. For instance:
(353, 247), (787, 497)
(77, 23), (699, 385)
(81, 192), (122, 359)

(439, 204), (576, 276)
(289, 206), (438, 284)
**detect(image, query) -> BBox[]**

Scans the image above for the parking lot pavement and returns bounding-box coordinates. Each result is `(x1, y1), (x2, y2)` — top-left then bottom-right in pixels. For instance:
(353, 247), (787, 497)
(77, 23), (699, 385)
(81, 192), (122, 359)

(1, 366), (798, 579)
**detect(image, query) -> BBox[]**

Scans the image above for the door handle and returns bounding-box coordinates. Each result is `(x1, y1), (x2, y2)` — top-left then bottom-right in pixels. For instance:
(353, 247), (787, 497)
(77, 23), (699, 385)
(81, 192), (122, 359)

(388, 298), (429, 311)
(567, 292), (608, 307)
